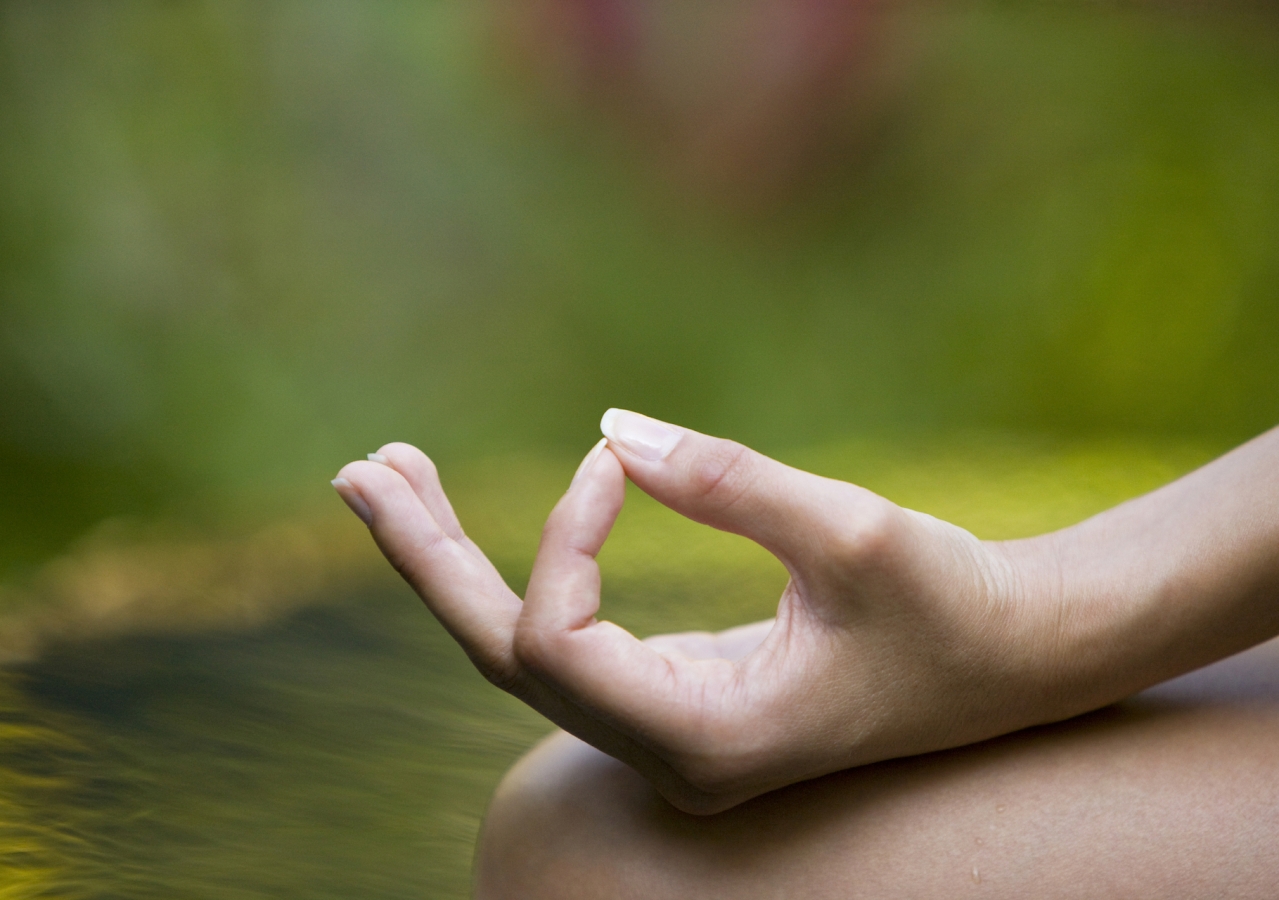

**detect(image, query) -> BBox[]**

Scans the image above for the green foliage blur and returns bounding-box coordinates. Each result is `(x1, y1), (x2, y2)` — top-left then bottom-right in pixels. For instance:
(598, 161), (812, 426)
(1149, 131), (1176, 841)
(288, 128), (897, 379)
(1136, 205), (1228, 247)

(2, 1), (1278, 577)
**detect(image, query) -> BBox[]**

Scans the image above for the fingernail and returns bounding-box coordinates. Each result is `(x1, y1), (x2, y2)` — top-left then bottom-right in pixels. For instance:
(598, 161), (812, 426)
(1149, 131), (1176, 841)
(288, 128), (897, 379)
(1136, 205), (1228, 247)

(367, 453), (389, 464)
(600, 408), (682, 461)
(570, 437), (609, 488)
(331, 477), (373, 526)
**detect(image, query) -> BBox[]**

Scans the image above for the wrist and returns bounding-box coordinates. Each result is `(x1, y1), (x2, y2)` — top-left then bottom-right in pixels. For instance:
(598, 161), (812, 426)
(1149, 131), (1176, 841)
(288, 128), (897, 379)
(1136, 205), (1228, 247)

(989, 528), (1159, 723)
(1007, 513), (1228, 721)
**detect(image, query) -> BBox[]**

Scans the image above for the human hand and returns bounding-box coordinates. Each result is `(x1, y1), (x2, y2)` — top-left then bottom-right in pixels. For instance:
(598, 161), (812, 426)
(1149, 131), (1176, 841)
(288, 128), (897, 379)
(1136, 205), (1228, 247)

(332, 411), (1088, 814)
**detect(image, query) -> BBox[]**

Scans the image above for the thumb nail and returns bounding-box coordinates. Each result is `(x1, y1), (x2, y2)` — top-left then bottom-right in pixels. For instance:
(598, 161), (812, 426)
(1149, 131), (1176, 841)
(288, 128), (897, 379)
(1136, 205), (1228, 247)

(600, 409), (681, 461)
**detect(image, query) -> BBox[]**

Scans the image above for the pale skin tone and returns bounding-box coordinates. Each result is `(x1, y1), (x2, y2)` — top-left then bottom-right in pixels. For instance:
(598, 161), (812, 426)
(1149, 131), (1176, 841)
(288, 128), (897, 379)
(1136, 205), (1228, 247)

(473, 646), (1279, 899)
(333, 412), (1279, 895)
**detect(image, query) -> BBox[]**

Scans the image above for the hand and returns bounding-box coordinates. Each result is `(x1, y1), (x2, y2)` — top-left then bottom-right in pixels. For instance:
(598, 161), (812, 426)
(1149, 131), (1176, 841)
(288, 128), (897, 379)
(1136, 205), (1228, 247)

(332, 412), (1089, 814)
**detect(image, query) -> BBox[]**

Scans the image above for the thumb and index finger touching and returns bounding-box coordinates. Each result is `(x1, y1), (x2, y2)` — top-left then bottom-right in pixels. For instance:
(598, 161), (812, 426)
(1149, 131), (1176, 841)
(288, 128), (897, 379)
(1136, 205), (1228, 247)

(520, 411), (874, 751)
(519, 406), (850, 652)
(330, 411), (850, 633)
(329, 412), (849, 701)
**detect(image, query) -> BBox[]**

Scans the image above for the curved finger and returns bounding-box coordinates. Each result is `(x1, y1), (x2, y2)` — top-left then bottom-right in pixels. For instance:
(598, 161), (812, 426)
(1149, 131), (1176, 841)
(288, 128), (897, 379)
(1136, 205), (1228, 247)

(335, 459), (521, 685)
(515, 444), (730, 742)
(520, 442), (624, 634)
(371, 442), (467, 543)
(342, 451), (736, 810)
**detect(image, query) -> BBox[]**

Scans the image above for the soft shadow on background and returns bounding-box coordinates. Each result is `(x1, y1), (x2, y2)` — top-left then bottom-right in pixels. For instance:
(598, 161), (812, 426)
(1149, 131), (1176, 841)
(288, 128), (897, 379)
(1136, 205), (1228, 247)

(1, 1), (1278, 896)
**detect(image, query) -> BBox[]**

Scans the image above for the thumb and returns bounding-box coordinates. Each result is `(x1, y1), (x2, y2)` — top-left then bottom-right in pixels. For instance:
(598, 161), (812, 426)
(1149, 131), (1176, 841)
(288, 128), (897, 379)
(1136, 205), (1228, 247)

(599, 409), (888, 567)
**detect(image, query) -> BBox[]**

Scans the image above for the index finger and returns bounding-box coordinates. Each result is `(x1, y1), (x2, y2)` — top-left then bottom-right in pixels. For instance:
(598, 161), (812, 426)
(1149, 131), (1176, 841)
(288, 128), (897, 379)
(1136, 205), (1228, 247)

(514, 445), (740, 752)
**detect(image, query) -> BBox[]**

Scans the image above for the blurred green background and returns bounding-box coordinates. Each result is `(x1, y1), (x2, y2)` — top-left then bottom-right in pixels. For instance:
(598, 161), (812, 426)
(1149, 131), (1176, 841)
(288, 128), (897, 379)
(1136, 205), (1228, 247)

(1, 1), (1277, 896)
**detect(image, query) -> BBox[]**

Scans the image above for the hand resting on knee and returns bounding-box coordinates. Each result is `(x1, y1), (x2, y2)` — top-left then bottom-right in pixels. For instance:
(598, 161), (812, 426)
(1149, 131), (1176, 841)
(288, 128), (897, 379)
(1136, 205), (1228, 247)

(333, 413), (1279, 813)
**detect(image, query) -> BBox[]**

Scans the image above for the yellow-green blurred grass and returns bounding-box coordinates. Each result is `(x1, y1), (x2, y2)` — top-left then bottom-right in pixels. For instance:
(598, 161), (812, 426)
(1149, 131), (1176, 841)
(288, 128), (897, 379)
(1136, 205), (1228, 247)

(0, 433), (1225, 660)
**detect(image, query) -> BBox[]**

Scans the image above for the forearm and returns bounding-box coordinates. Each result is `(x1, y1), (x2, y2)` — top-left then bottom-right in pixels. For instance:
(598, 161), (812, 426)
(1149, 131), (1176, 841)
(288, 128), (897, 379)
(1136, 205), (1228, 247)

(1029, 425), (1279, 707)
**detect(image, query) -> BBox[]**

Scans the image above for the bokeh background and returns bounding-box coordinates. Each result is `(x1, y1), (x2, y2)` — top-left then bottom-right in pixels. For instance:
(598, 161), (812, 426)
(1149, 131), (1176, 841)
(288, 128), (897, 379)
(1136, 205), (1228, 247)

(1, 1), (1277, 896)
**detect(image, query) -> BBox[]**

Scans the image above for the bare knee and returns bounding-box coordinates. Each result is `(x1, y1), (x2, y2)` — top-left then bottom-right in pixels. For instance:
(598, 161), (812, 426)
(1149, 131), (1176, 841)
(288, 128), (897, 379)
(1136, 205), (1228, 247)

(473, 731), (676, 900)
(474, 648), (1279, 900)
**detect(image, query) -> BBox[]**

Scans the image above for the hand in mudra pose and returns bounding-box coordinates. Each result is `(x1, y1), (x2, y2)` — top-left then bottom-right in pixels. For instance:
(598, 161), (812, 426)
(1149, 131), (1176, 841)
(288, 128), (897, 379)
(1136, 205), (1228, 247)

(333, 411), (1279, 814)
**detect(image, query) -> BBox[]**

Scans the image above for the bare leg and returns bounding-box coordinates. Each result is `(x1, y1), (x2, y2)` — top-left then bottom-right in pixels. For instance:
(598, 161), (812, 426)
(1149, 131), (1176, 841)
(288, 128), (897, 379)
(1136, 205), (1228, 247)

(476, 638), (1279, 899)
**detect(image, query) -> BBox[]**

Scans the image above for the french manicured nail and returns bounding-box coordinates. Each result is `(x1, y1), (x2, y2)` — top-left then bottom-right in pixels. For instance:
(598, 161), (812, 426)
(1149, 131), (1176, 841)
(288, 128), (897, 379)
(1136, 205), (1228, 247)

(331, 477), (373, 526)
(570, 438), (609, 488)
(367, 453), (389, 464)
(599, 408), (681, 461)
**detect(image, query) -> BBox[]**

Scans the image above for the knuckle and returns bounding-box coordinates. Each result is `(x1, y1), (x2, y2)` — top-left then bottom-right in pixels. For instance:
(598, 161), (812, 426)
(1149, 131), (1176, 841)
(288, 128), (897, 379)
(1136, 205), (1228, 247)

(826, 491), (901, 566)
(665, 713), (755, 799)
(667, 749), (755, 813)
(473, 650), (523, 694)
(688, 441), (757, 510)
(673, 757), (734, 798)
(512, 620), (556, 676)
(663, 786), (737, 817)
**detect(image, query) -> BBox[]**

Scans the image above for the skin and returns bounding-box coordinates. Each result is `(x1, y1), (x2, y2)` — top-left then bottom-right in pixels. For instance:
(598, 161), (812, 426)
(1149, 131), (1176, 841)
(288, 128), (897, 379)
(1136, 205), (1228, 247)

(473, 640), (1279, 899)
(332, 412), (1279, 816)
